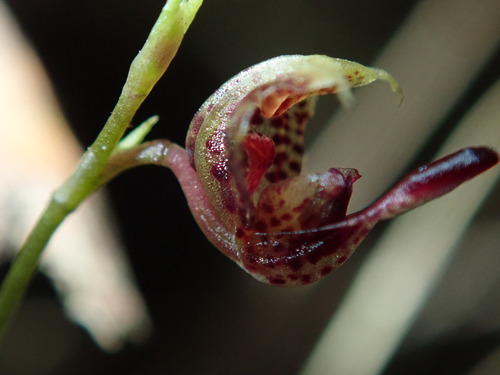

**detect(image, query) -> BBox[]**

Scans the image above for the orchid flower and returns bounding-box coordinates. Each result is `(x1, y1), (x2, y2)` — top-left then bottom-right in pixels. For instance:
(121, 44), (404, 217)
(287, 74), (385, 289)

(110, 55), (498, 286)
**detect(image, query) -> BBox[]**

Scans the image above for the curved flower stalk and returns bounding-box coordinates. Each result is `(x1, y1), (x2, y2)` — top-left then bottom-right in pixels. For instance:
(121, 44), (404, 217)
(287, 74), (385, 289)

(0, 0), (203, 344)
(111, 55), (499, 286)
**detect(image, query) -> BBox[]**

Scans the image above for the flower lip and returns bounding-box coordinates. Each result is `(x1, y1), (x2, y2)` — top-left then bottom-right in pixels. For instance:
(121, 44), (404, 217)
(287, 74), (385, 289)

(177, 55), (498, 286)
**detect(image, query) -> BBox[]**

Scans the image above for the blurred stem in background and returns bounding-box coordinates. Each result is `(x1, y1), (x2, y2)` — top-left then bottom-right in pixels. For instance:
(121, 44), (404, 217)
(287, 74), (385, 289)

(0, 0), (203, 343)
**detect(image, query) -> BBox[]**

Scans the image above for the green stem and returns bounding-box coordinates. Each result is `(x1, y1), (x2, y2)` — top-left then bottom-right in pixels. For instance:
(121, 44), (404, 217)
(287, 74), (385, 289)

(0, 0), (203, 342)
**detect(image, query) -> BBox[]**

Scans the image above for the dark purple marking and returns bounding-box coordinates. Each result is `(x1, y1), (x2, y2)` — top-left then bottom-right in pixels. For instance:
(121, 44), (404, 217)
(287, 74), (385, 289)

(269, 277), (286, 285)
(275, 152), (289, 163)
(292, 144), (305, 155)
(266, 170), (288, 183)
(320, 266), (333, 276)
(261, 202), (274, 213)
(271, 117), (286, 128)
(289, 161), (301, 172)
(250, 108), (264, 125)
(288, 225), (364, 266)
(269, 217), (281, 227)
(272, 134), (291, 145)
(278, 170), (288, 180)
(300, 275), (312, 284)
(235, 227), (245, 239)
(294, 112), (310, 124)
(220, 187), (237, 214)
(254, 220), (267, 232)
(336, 255), (348, 265)
(210, 163), (229, 182)
(266, 171), (279, 183)
(286, 256), (304, 271)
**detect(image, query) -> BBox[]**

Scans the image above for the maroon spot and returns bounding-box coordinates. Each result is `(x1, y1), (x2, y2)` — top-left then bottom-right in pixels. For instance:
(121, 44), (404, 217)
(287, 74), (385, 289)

(272, 134), (291, 145)
(354, 70), (359, 75)
(266, 170), (288, 182)
(294, 112), (310, 124)
(286, 256), (304, 271)
(269, 217), (281, 227)
(274, 152), (289, 163)
(269, 277), (286, 285)
(305, 224), (366, 265)
(287, 274), (299, 280)
(250, 109), (264, 125)
(261, 202), (274, 213)
(337, 255), (348, 265)
(278, 199), (286, 207)
(300, 275), (312, 284)
(289, 161), (301, 172)
(266, 171), (279, 183)
(293, 144), (305, 155)
(221, 187), (236, 214)
(254, 220), (267, 232)
(210, 163), (229, 182)
(281, 213), (292, 221)
(271, 134), (282, 144)
(235, 228), (245, 239)
(320, 266), (333, 276)
(271, 117), (286, 128)
(277, 170), (288, 180)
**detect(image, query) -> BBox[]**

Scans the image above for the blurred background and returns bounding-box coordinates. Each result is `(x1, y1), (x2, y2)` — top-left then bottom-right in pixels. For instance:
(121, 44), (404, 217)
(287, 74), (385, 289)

(0, 0), (499, 374)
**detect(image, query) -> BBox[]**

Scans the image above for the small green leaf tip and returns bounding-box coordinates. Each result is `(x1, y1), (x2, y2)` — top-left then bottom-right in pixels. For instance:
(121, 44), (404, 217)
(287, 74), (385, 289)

(115, 116), (160, 152)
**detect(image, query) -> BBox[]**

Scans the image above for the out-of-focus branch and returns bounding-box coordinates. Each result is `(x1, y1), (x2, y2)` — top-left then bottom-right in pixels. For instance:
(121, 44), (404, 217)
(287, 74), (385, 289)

(302, 80), (500, 375)
(302, 0), (500, 373)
